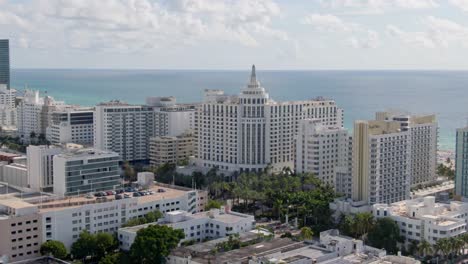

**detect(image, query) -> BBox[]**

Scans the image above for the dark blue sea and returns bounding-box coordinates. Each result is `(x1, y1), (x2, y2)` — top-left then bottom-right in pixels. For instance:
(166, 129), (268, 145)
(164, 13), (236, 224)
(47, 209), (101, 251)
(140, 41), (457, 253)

(11, 69), (468, 150)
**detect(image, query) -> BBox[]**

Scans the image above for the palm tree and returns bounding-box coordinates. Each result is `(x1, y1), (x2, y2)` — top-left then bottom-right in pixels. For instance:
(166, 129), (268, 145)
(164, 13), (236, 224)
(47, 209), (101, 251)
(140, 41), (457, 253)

(418, 239), (432, 258)
(435, 238), (451, 260)
(299, 227), (314, 241)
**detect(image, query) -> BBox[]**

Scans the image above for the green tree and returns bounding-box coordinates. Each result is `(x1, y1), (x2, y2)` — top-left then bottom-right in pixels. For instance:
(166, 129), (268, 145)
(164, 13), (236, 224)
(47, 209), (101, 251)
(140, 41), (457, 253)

(95, 232), (116, 260)
(205, 200), (223, 210)
(71, 230), (96, 261)
(123, 161), (136, 181)
(417, 239), (432, 258)
(40, 240), (67, 259)
(367, 218), (401, 254)
(129, 225), (184, 264)
(99, 253), (124, 264)
(299, 227), (314, 241)
(144, 210), (163, 223)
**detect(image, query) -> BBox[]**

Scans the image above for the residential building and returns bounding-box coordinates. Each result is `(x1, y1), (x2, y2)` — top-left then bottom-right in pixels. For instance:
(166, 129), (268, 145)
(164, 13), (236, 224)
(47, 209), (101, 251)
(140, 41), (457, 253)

(373, 196), (468, 245)
(27, 145), (65, 192)
(0, 39), (9, 88)
(0, 199), (42, 263)
(46, 107), (94, 145)
(295, 119), (348, 187)
(352, 119), (411, 205)
(456, 126), (468, 198)
(376, 111), (438, 187)
(53, 148), (121, 196)
(118, 208), (255, 250)
(17, 90), (65, 143)
(194, 65), (343, 173)
(147, 96), (196, 137)
(0, 84), (16, 127)
(94, 101), (155, 162)
(149, 134), (194, 167)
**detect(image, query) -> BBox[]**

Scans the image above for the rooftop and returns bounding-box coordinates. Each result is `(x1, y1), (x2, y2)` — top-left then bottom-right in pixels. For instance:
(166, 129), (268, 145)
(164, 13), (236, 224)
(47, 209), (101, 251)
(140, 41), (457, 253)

(0, 198), (36, 209)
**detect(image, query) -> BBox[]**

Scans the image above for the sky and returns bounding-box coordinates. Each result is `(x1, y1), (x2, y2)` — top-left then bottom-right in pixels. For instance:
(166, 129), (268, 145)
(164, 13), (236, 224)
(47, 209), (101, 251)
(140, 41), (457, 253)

(2, 0), (468, 69)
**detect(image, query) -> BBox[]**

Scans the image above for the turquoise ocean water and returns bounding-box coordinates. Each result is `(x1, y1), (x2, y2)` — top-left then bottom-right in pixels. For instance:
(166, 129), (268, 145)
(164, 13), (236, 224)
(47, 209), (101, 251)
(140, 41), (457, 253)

(11, 69), (468, 151)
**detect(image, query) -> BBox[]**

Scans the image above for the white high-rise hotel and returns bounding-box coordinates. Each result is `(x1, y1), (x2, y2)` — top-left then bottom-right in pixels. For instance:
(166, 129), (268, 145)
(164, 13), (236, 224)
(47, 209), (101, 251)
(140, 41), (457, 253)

(194, 65), (343, 173)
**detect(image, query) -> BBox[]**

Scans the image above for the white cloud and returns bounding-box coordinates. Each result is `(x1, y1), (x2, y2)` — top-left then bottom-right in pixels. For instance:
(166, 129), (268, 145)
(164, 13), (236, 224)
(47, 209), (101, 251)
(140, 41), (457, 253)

(302, 13), (379, 49)
(321, 0), (438, 13)
(387, 16), (468, 48)
(0, 0), (288, 52)
(449, 0), (468, 12)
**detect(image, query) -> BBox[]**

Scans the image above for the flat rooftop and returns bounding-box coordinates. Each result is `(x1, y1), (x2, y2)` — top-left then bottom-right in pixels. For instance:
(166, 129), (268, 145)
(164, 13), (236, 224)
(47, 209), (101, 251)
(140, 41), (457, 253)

(0, 198), (36, 209)
(37, 184), (190, 213)
(0, 183), (22, 195)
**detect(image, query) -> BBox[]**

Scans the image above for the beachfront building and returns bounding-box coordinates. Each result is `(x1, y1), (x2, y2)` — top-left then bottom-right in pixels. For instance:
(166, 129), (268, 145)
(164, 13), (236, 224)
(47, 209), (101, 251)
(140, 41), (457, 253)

(94, 101), (155, 162)
(0, 84), (16, 127)
(46, 107), (94, 145)
(295, 119), (349, 187)
(147, 96), (196, 137)
(456, 126), (468, 199)
(376, 111), (438, 187)
(373, 196), (468, 245)
(118, 208), (255, 250)
(352, 119), (411, 205)
(149, 134), (194, 168)
(194, 65), (343, 173)
(17, 90), (66, 143)
(53, 148), (121, 196)
(0, 39), (9, 89)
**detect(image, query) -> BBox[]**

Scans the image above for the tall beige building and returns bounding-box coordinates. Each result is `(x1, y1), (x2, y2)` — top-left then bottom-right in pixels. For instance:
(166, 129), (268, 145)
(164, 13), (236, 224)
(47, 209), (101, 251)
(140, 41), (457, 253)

(149, 134), (194, 167)
(352, 120), (411, 205)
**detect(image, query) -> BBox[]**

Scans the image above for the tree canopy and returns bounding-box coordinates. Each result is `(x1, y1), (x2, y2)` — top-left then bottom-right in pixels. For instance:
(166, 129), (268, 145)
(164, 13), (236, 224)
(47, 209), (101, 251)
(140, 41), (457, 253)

(367, 218), (401, 254)
(71, 230), (118, 263)
(129, 225), (184, 264)
(40, 240), (67, 259)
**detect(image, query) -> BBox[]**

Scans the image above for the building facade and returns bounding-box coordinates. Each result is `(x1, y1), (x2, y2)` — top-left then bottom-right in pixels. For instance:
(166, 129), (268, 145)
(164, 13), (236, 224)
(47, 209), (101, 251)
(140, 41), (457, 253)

(53, 148), (121, 196)
(295, 119), (349, 187)
(47, 107), (94, 145)
(94, 101), (155, 162)
(118, 208), (255, 250)
(373, 196), (468, 245)
(0, 39), (9, 89)
(194, 65), (343, 173)
(376, 111), (438, 187)
(149, 134), (194, 168)
(352, 120), (411, 205)
(147, 96), (196, 137)
(456, 126), (468, 198)
(27, 145), (64, 192)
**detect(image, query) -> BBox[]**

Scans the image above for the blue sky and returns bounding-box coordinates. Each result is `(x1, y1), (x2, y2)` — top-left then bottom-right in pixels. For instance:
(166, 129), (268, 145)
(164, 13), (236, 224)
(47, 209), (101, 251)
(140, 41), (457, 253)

(2, 0), (468, 69)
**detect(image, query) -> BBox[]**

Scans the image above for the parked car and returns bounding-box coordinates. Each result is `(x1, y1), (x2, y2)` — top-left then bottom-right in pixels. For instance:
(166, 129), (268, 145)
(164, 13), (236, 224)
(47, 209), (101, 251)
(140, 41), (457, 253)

(148, 191), (155, 195)
(106, 191), (114, 196)
(133, 192), (141, 197)
(115, 194), (123, 200)
(86, 193), (94, 199)
(94, 192), (103, 197)
(124, 193), (131, 198)
(157, 188), (166, 193)
(138, 191), (146, 196)
(116, 189), (124, 194)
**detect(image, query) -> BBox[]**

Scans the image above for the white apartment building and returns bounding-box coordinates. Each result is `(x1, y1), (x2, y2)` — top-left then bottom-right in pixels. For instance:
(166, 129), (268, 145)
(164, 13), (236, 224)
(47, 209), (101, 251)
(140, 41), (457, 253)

(352, 119), (411, 205)
(53, 148), (121, 196)
(194, 65), (343, 173)
(46, 107), (94, 145)
(27, 145), (65, 192)
(0, 84), (16, 127)
(17, 90), (65, 143)
(373, 196), (468, 245)
(118, 208), (255, 250)
(376, 111), (438, 187)
(94, 101), (155, 162)
(295, 119), (348, 187)
(147, 96), (196, 137)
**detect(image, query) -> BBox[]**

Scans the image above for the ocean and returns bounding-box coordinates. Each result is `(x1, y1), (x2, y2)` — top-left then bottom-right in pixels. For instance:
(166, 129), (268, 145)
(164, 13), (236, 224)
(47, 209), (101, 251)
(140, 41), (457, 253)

(11, 69), (468, 151)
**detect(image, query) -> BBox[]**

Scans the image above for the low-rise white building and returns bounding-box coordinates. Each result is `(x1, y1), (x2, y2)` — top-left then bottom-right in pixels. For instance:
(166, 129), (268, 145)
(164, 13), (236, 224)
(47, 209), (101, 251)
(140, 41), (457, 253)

(118, 208), (255, 250)
(0, 162), (28, 188)
(373, 196), (468, 245)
